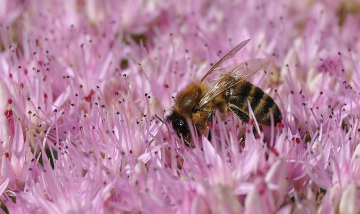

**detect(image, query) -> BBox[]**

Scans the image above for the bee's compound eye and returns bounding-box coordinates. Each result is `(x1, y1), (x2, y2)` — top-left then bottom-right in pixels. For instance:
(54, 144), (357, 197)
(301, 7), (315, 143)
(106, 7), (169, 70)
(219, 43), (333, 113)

(178, 119), (186, 127)
(176, 118), (189, 134)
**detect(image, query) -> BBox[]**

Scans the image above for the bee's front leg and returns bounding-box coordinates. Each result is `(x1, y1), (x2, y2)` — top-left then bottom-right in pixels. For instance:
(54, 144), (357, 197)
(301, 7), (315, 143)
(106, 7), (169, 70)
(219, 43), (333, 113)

(183, 138), (195, 148)
(207, 110), (214, 141)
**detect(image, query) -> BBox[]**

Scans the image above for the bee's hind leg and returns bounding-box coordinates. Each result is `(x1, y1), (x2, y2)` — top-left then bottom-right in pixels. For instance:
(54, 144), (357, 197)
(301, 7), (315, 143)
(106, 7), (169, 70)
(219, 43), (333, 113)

(228, 104), (258, 135)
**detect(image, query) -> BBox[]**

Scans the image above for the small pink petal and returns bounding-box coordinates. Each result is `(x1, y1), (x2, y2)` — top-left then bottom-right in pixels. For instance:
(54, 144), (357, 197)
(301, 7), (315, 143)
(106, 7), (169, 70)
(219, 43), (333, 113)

(191, 195), (210, 214)
(0, 114), (11, 151)
(203, 137), (222, 168)
(0, 178), (9, 196)
(244, 187), (269, 214)
(265, 158), (287, 206)
(351, 143), (360, 175)
(11, 119), (24, 160)
(339, 181), (359, 214)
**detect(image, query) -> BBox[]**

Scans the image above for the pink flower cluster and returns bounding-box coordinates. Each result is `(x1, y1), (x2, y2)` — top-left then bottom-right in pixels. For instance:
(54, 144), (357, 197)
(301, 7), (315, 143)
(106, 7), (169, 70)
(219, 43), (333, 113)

(0, 0), (360, 213)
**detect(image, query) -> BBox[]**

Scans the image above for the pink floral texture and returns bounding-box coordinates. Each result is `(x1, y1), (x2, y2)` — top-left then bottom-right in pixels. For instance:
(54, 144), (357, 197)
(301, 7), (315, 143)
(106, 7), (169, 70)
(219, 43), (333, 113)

(0, 0), (360, 213)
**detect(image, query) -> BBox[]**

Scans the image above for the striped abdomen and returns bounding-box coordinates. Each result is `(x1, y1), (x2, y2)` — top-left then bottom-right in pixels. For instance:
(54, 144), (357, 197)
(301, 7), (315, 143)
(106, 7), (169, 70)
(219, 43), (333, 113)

(225, 81), (281, 126)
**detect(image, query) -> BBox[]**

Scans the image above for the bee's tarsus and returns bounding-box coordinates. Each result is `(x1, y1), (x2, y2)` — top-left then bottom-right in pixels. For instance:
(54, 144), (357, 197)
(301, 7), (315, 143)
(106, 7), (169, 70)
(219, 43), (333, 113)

(184, 138), (194, 148)
(207, 131), (212, 142)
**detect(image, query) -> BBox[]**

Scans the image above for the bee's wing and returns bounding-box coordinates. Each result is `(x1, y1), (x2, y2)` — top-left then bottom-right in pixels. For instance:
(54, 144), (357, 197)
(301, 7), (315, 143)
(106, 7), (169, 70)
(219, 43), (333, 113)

(197, 58), (267, 109)
(200, 39), (251, 83)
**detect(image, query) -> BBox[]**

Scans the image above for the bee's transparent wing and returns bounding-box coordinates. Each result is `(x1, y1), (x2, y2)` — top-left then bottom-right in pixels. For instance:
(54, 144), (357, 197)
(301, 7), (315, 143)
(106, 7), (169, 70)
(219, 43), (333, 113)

(197, 58), (267, 109)
(200, 39), (251, 83)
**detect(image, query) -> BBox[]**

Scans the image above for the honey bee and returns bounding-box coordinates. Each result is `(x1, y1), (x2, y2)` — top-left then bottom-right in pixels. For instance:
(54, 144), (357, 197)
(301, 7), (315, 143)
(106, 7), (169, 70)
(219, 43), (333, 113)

(166, 39), (281, 147)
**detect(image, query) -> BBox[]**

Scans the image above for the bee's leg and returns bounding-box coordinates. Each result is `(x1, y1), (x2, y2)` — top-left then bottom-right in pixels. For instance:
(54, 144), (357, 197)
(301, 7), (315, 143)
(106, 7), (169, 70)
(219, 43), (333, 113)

(228, 104), (257, 135)
(183, 137), (195, 148)
(207, 110), (214, 141)
(252, 124), (258, 135)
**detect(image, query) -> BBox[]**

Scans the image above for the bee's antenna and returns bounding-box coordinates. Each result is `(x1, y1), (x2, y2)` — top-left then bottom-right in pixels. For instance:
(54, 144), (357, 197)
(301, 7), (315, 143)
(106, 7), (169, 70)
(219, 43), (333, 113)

(155, 114), (165, 124)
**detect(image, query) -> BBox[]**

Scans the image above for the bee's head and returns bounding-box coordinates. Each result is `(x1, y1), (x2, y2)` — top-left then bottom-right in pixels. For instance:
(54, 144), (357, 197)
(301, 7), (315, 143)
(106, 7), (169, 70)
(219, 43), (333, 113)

(166, 111), (190, 139)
